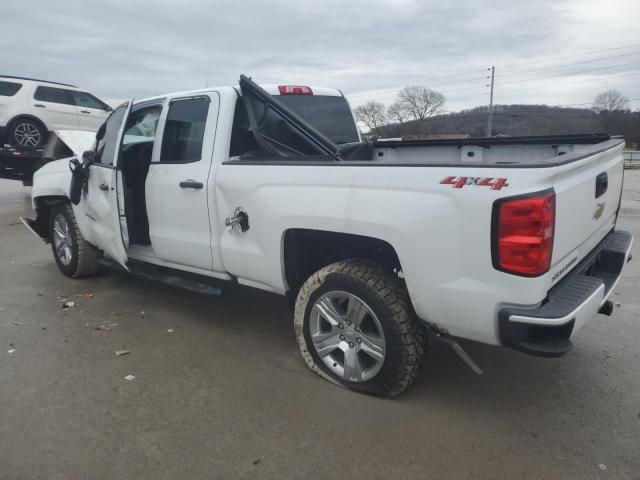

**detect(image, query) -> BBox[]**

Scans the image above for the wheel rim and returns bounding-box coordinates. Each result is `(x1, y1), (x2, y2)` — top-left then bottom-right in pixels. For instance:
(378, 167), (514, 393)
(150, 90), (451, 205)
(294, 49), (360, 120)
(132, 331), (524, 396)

(309, 291), (386, 382)
(14, 122), (41, 147)
(52, 214), (73, 266)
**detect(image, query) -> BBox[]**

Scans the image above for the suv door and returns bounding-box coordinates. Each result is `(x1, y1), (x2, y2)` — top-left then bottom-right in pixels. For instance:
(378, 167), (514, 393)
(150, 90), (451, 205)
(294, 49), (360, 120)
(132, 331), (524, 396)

(145, 94), (219, 270)
(72, 91), (111, 131)
(72, 100), (133, 268)
(31, 86), (79, 130)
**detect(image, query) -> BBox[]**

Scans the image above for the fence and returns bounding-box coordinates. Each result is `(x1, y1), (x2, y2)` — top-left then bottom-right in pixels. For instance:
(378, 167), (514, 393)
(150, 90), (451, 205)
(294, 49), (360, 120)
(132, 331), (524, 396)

(624, 151), (640, 168)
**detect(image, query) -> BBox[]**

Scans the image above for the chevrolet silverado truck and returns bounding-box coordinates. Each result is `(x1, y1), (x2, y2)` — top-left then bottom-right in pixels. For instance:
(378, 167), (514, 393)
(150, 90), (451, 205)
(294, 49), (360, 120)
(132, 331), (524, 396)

(22, 75), (633, 397)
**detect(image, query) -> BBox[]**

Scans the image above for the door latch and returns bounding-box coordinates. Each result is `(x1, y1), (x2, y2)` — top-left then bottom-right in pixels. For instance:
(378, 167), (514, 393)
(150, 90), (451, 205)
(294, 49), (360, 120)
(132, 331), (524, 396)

(225, 207), (249, 233)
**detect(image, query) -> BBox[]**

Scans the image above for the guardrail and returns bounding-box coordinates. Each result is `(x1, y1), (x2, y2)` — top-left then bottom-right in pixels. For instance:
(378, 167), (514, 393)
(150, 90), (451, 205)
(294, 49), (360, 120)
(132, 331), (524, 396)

(624, 151), (640, 169)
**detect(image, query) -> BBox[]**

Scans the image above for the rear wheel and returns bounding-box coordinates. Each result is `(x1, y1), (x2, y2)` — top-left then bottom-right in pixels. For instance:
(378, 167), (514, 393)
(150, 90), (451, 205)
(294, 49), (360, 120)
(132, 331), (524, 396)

(294, 259), (427, 397)
(49, 203), (98, 278)
(9, 119), (47, 147)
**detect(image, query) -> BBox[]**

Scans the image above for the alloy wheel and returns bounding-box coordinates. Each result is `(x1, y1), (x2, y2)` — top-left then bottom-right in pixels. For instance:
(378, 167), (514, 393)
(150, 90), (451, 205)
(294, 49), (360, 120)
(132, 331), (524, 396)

(14, 122), (41, 147)
(309, 291), (386, 382)
(52, 214), (73, 266)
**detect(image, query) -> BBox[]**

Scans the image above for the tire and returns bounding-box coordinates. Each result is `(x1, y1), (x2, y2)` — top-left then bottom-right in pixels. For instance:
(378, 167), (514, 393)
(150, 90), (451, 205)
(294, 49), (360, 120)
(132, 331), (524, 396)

(9, 119), (47, 148)
(294, 259), (427, 397)
(49, 203), (98, 278)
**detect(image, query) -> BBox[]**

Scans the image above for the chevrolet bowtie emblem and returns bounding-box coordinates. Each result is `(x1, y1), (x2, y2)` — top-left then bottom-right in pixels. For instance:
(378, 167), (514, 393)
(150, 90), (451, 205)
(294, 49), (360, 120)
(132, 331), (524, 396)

(593, 202), (605, 220)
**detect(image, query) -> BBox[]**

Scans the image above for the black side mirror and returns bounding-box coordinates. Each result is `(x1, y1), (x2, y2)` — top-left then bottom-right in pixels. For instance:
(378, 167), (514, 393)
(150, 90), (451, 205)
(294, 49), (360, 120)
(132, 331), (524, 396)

(82, 150), (96, 165)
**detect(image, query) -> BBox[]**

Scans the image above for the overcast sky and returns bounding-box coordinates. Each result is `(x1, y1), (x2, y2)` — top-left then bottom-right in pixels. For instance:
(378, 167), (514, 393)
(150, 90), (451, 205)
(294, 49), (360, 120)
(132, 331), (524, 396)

(2, 0), (639, 112)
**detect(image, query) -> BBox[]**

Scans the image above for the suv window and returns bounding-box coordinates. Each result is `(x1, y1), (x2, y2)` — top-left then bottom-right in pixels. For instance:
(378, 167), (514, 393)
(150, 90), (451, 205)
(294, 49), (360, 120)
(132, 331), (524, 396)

(95, 104), (128, 166)
(33, 86), (74, 105)
(73, 91), (109, 111)
(160, 97), (209, 163)
(0, 81), (22, 96)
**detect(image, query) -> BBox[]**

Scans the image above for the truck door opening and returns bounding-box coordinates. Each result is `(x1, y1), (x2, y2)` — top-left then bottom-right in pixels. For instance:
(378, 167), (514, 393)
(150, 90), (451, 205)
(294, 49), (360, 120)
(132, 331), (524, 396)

(118, 105), (162, 246)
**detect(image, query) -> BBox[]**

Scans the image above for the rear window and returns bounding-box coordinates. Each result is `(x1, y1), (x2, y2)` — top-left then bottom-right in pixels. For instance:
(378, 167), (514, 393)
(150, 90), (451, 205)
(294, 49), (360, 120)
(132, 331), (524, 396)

(0, 81), (22, 97)
(160, 97), (209, 163)
(34, 86), (74, 105)
(276, 95), (359, 145)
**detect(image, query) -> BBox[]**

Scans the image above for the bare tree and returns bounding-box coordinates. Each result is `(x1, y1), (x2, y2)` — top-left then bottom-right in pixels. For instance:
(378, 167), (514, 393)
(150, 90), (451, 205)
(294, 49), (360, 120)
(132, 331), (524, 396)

(592, 89), (630, 113)
(397, 85), (446, 125)
(387, 101), (410, 125)
(353, 101), (388, 135)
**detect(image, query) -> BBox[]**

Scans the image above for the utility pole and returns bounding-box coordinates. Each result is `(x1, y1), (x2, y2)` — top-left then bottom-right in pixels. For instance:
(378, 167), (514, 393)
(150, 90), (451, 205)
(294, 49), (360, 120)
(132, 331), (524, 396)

(486, 66), (495, 137)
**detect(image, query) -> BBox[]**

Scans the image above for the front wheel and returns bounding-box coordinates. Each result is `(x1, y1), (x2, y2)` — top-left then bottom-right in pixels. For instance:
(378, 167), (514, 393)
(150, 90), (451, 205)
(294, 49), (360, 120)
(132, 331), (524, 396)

(49, 203), (98, 278)
(294, 259), (427, 397)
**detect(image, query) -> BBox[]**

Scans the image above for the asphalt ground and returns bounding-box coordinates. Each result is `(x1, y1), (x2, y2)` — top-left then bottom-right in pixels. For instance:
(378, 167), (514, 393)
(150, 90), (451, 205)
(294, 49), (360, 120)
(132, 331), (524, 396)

(1, 175), (639, 479)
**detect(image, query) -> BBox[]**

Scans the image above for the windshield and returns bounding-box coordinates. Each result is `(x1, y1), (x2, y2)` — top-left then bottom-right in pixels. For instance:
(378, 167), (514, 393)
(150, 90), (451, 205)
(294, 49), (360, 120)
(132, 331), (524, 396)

(276, 95), (359, 145)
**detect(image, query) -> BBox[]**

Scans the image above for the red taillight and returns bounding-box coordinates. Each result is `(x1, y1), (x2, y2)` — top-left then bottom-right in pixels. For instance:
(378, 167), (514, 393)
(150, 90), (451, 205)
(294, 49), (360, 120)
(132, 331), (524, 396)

(493, 190), (555, 276)
(278, 85), (313, 95)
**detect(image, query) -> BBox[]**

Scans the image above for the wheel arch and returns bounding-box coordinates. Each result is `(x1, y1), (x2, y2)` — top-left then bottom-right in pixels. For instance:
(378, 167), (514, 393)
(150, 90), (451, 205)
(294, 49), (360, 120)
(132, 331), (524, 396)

(282, 229), (404, 295)
(32, 195), (69, 241)
(7, 114), (50, 139)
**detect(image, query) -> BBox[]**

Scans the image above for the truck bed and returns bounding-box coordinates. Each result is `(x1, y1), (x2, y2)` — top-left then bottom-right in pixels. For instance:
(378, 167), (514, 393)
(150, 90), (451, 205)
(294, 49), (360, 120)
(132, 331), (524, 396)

(372, 133), (622, 168)
(228, 134), (622, 168)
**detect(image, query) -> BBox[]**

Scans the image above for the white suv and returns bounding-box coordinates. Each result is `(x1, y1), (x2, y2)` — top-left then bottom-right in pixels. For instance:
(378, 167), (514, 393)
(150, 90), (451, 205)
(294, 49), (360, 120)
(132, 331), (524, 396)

(0, 76), (111, 148)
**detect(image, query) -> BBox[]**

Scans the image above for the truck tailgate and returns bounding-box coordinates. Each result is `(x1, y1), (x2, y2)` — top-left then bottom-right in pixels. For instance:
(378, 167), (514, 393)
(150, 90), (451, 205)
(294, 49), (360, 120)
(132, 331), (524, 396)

(549, 139), (625, 284)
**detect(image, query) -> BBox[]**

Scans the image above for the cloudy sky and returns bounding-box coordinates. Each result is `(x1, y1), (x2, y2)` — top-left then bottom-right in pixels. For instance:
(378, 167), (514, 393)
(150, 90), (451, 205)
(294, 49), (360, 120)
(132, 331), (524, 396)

(2, 0), (639, 112)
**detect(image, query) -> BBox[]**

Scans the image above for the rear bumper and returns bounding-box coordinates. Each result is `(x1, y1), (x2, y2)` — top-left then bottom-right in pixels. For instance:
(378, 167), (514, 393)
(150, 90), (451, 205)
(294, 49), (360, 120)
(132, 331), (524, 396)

(498, 229), (633, 357)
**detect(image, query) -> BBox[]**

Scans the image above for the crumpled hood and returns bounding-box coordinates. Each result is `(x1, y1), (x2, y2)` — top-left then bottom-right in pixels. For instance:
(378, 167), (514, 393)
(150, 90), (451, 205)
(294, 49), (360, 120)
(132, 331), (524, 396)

(51, 130), (96, 158)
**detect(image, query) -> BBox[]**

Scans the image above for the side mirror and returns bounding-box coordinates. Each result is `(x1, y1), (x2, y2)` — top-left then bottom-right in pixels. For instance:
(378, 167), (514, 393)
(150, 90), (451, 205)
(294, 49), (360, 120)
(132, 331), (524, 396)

(82, 150), (96, 165)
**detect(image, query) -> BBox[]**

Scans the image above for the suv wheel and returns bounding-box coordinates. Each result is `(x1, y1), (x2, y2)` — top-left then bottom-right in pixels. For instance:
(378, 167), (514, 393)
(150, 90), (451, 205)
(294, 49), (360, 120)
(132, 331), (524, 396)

(294, 259), (427, 397)
(10, 120), (46, 147)
(49, 203), (98, 278)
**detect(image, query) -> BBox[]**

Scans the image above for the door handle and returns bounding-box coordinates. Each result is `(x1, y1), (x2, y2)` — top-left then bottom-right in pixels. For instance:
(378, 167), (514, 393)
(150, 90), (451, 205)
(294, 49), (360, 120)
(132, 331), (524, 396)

(34, 104), (46, 108)
(80, 110), (90, 114)
(99, 183), (109, 192)
(179, 180), (203, 189)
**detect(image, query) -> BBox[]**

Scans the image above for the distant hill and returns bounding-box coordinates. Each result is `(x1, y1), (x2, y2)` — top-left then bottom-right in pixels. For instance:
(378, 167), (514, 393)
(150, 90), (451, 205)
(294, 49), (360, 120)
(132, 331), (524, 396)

(378, 105), (640, 146)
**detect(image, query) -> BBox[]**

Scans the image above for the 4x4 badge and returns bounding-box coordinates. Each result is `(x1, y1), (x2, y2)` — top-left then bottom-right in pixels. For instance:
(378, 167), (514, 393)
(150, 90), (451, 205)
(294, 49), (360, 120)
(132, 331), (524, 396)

(440, 176), (509, 190)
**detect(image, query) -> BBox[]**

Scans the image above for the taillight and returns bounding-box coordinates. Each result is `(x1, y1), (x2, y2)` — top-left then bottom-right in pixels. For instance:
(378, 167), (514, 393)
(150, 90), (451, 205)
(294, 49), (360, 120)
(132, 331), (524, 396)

(278, 85), (313, 95)
(492, 190), (555, 276)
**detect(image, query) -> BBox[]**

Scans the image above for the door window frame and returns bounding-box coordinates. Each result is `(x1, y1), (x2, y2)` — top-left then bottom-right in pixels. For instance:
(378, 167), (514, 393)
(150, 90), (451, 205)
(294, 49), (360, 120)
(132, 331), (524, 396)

(153, 95), (211, 165)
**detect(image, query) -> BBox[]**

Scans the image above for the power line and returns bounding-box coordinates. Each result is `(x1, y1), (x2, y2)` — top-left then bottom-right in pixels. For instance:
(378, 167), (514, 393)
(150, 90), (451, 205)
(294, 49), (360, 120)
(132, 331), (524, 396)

(497, 43), (640, 70)
(495, 61), (640, 88)
(495, 70), (640, 96)
(496, 51), (640, 79)
(346, 43), (640, 103)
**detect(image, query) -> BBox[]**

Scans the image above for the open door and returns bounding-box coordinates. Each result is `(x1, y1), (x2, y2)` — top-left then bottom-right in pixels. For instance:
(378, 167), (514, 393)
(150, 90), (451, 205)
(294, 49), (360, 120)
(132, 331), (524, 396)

(72, 100), (133, 269)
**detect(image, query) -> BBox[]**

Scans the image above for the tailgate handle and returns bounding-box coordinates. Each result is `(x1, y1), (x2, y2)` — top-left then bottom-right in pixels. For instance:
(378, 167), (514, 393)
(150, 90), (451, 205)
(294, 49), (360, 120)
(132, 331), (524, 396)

(595, 172), (608, 198)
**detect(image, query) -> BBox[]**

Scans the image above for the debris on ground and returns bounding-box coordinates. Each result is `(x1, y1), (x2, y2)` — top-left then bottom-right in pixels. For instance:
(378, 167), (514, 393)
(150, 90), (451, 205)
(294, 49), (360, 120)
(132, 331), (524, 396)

(140, 311), (146, 317)
(115, 350), (131, 356)
(62, 301), (76, 309)
(7, 349), (16, 354)
(167, 329), (174, 333)
(83, 293), (94, 299)
(11, 321), (21, 326)
(95, 325), (111, 332)
(599, 464), (607, 470)
(124, 374), (135, 381)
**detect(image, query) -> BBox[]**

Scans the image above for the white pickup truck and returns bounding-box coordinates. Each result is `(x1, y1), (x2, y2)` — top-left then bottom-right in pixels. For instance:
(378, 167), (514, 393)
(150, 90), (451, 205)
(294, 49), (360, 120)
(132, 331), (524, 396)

(23, 75), (633, 397)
